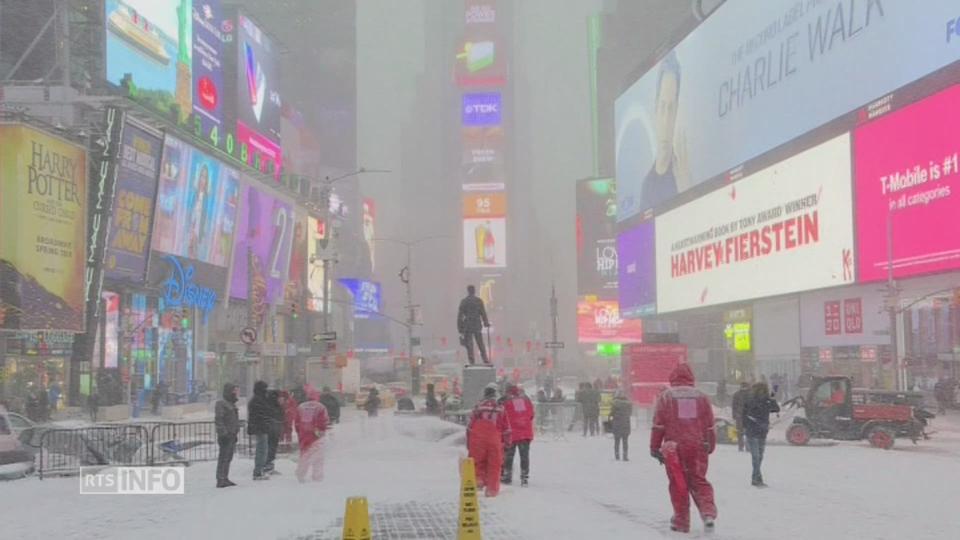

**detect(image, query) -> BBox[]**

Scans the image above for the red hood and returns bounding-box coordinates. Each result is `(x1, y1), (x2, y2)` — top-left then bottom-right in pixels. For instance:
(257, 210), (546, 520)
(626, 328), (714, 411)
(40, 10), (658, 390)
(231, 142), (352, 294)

(669, 364), (695, 387)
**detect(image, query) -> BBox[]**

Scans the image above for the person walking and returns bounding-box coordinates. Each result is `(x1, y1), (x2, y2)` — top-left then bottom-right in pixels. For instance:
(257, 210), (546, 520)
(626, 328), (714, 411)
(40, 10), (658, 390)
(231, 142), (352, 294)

(319, 386), (341, 423)
(502, 385), (534, 486)
(88, 390), (99, 423)
(458, 285), (491, 365)
(468, 384), (511, 497)
(364, 387), (381, 417)
(214, 383), (240, 488)
(264, 389), (284, 475)
(731, 382), (750, 452)
(247, 381), (272, 481)
(650, 364), (717, 533)
(610, 391), (633, 461)
(425, 383), (441, 415)
(295, 389), (330, 483)
(742, 382), (780, 487)
(584, 383), (601, 436)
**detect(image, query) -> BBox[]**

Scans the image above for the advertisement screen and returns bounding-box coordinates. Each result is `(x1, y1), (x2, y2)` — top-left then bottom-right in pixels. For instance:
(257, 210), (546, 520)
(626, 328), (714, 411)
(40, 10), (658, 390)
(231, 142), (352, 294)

(615, 0), (960, 221)
(0, 124), (87, 331)
(151, 136), (240, 268)
(229, 184), (294, 306)
(105, 121), (163, 282)
(362, 198), (376, 273)
(283, 212), (308, 306)
(191, 0), (226, 145)
(463, 217), (506, 269)
(105, 0), (190, 122)
(577, 298), (643, 344)
(576, 178), (618, 299)
(462, 92), (502, 126)
(461, 126), (506, 189)
(457, 1), (505, 87)
(463, 192), (507, 219)
(617, 219), (656, 318)
(656, 134), (855, 313)
(306, 216), (327, 311)
(855, 84), (960, 282)
(338, 279), (382, 319)
(234, 12), (282, 177)
(103, 291), (120, 368)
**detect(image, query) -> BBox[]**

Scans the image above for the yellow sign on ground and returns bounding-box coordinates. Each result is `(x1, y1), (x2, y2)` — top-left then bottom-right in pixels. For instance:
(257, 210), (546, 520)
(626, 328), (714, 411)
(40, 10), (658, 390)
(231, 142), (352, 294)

(458, 457), (482, 540)
(342, 496), (371, 540)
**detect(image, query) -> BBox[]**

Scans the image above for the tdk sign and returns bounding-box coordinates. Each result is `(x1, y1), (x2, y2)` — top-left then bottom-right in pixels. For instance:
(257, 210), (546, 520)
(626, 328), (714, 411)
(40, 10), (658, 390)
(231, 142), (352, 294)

(950, 17), (960, 43)
(462, 92), (502, 126)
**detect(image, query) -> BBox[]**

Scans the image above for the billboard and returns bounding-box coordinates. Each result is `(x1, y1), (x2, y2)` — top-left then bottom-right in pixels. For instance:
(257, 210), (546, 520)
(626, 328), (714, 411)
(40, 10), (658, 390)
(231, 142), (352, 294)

(577, 298), (643, 344)
(800, 284), (889, 348)
(855, 84), (960, 282)
(151, 136), (240, 268)
(461, 126), (506, 189)
(655, 134), (855, 313)
(362, 198), (376, 273)
(615, 0), (960, 221)
(462, 92), (502, 126)
(229, 184), (294, 307)
(105, 0), (191, 122)
(0, 124), (88, 331)
(457, 1), (505, 87)
(623, 344), (686, 406)
(283, 212), (308, 306)
(338, 279), (382, 319)
(576, 178), (618, 299)
(463, 218), (506, 269)
(191, 0), (226, 145)
(105, 121), (163, 282)
(233, 12), (283, 177)
(306, 216), (327, 311)
(617, 219), (656, 318)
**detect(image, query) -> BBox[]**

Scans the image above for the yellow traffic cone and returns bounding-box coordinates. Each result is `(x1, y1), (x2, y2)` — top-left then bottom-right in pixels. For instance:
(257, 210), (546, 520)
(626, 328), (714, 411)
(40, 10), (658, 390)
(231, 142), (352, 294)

(458, 458), (482, 540)
(342, 496), (371, 540)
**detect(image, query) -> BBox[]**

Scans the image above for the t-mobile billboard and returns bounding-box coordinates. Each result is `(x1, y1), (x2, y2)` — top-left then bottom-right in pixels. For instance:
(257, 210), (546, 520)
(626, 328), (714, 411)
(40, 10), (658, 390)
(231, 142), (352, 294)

(655, 134), (855, 313)
(616, 0), (960, 221)
(617, 219), (656, 318)
(855, 84), (960, 282)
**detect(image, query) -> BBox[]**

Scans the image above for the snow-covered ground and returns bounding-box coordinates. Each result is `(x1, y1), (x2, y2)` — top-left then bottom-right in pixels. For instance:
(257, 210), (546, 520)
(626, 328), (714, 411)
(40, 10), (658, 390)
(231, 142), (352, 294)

(2, 408), (959, 539)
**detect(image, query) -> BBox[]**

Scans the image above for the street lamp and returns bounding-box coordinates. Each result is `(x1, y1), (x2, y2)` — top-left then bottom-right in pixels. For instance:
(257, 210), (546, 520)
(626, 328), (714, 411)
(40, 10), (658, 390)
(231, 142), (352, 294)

(372, 235), (454, 394)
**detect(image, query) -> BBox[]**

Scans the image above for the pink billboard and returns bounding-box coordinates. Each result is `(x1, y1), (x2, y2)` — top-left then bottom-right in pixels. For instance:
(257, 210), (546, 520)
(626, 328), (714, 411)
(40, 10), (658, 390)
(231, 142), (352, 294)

(855, 84), (960, 282)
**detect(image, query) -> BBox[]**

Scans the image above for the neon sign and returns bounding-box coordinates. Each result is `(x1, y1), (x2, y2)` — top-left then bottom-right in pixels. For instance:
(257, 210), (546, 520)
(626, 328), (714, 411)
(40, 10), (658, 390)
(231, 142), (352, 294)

(161, 255), (218, 322)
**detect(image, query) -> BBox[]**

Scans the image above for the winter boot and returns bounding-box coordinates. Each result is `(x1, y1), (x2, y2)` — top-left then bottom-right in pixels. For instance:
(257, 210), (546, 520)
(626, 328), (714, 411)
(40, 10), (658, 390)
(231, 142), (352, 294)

(704, 517), (715, 530)
(520, 477), (528, 487)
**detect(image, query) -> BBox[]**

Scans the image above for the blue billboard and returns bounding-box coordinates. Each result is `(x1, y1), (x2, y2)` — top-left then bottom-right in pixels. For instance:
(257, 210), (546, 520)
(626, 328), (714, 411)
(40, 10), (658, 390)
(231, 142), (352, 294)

(338, 278), (382, 319)
(615, 0), (960, 221)
(462, 92), (502, 126)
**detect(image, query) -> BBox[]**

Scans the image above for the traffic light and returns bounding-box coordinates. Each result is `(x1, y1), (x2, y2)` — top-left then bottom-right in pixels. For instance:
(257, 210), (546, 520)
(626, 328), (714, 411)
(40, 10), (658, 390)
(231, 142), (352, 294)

(291, 300), (299, 319)
(181, 307), (190, 329)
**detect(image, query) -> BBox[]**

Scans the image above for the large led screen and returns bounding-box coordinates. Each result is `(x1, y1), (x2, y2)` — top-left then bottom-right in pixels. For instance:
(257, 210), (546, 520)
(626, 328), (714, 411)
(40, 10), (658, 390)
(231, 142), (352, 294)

(229, 184), (294, 305)
(655, 134), (855, 313)
(615, 0), (960, 221)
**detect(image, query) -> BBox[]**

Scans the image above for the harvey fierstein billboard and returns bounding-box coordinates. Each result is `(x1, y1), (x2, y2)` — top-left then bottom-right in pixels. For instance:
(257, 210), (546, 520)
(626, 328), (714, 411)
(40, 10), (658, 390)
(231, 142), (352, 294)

(655, 134), (855, 313)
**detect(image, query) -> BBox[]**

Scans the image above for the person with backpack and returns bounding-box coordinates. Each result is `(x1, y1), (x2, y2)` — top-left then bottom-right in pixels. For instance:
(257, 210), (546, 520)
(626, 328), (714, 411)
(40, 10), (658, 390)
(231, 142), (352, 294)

(502, 385), (534, 486)
(468, 384), (511, 497)
(742, 381), (781, 487)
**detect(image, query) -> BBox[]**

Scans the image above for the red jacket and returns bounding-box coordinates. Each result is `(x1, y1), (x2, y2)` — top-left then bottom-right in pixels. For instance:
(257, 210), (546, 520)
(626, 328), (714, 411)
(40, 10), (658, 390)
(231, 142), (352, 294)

(650, 364), (716, 453)
(296, 400), (330, 448)
(468, 398), (512, 446)
(502, 390), (534, 443)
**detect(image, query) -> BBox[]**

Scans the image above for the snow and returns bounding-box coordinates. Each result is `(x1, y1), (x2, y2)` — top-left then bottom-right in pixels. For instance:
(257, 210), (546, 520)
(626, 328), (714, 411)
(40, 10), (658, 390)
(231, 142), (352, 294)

(2, 408), (959, 539)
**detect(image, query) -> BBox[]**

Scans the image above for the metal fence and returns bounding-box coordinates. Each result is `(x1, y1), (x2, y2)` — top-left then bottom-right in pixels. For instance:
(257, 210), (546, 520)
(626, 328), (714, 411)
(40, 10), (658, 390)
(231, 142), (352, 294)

(37, 421), (257, 478)
(535, 402), (582, 441)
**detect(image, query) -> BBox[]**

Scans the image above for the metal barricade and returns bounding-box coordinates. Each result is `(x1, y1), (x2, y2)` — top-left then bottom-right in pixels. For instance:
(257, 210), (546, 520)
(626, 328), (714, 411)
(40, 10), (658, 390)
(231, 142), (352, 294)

(38, 425), (150, 479)
(535, 401), (582, 441)
(148, 421), (254, 465)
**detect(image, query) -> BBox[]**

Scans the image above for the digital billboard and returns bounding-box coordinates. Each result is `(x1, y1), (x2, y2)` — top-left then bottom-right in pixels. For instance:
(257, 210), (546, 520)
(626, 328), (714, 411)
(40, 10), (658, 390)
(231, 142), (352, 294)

(105, 0), (191, 122)
(306, 216), (327, 311)
(191, 0), (226, 147)
(338, 279), (382, 319)
(151, 136), (240, 268)
(615, 0), (960, 221)
(283, 212), (308, 306)
(463, 218), (506, 269)
(655, 134), (855, 313)
(617, 219), (656, 318)
(233, 12), (283, 178)
(855, 84), (960, 282)
(457, 0), (505, 87)
(462, 92), (502, 126)
(0, 125), (88, 331)
(362, 198), (376, 273)
(105, 120), (163, 283)
(577, 298), (643, 344)
(461, 126), (506, 190)
(576, 178), (618, 299)
(229, 184), (294, 307)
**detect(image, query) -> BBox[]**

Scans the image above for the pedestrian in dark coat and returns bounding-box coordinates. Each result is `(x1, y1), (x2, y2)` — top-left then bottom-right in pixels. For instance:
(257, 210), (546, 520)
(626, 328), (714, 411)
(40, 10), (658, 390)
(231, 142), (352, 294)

(364, 388), (381, 417)
(319, 387), (341, 423)
(609, 391), (633, 461)
(730, 382), (751, 452)
(264, 389), (284, 474)
(247, 380), (272, 480)
(742, 382), (780, 487)
(214, 383), (240, 487)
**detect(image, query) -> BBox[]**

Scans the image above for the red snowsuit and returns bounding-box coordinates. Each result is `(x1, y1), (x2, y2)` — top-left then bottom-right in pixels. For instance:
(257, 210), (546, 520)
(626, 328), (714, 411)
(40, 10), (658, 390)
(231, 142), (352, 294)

(295, 398), (330, 482)
(503, 389), (534, 443)
(650, 364), (717, 532)
(280, 391), (298, 444)
(467, 397), (511, 497)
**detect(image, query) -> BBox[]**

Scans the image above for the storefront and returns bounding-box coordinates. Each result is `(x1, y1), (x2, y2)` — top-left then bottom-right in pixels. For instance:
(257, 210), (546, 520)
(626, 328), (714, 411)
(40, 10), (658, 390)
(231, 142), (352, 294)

(0, 332), (75, 415)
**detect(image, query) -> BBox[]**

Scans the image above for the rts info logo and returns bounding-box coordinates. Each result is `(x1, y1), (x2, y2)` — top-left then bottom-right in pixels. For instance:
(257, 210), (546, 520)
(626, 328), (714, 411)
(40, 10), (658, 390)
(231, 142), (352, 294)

(80, 467), (185, 495)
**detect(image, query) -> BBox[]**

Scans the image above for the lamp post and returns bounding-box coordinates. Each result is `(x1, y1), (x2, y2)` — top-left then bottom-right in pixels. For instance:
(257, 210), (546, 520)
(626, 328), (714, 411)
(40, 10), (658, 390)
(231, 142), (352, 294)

(373, 235), (452, 395)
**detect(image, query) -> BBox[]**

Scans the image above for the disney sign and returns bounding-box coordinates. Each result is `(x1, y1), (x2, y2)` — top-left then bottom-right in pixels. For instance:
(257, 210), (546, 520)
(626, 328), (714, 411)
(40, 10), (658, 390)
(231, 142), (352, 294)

(161, 255), (218, 323)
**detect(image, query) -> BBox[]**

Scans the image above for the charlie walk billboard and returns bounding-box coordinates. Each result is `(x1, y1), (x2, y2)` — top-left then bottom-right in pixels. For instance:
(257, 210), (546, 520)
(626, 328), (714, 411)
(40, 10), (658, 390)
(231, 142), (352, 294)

(229, 184), (294, 306)
(616, 0), (960, 220)
(655, 134), (855, 313)
(0, 125), (87, 331)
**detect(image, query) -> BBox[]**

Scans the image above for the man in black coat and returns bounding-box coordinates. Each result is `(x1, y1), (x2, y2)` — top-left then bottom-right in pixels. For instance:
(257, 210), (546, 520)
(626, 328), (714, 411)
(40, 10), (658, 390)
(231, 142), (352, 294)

(742, 382), (780, 487)
(458, 285), (491, 364)
(264, 389), (284, 475)
(319, 387), (341, 423)
(215, 383), (240, 487)
(731, 382), (750, 452)
(247, 381), (272, 480)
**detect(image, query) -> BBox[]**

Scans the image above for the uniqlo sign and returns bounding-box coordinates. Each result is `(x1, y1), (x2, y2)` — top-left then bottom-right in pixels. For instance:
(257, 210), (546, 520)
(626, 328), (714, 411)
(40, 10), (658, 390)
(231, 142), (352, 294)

(824, 301), (841, 336)
(844, 298), (863, 334)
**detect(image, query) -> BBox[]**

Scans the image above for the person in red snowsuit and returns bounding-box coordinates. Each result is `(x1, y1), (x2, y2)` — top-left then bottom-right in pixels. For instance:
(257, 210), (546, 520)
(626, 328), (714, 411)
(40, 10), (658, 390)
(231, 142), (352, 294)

(650, 364), (717, 533)
(279, 391), (298, 449)
(295, 389), (330, 483)
(501, 385), (534, 486)
(468, 385), (511, 497)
